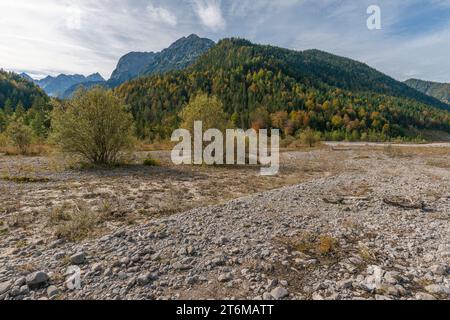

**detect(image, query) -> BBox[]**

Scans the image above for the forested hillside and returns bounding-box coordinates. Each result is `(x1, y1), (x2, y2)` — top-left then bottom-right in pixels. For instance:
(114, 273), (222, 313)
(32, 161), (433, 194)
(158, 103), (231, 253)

(116, 39), (450, 141)
(0, 70), (48, 111)
(0, 70), (52, 136)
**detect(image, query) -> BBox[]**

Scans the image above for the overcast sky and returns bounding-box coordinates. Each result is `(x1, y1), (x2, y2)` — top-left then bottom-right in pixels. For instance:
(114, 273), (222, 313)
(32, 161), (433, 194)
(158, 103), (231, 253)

(1, 0), (450, 82)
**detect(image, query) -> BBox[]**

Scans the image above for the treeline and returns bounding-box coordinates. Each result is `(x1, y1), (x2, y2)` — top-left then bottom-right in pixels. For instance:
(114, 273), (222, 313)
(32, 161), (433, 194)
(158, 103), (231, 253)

(2, 39), (450, 145)
(115, 39), (450, 142)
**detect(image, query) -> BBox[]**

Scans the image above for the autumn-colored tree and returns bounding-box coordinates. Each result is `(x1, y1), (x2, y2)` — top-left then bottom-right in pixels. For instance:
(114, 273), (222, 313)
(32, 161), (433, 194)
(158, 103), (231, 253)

(299, 128), (321, 148)
(51, 87), (134, 165)
(180, 93), (228, 132)
(6, 118), (34, 154)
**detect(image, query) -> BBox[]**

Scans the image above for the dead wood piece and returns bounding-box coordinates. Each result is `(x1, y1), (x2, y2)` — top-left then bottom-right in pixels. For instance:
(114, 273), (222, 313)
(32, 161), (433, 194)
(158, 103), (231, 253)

(383, 196), (424, 210)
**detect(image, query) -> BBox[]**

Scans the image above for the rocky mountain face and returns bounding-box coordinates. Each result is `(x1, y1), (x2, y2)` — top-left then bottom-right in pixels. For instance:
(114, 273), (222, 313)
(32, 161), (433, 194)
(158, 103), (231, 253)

(108, 34), (215, 87)
(405, 79), (450, 105)
(108, 52), (157, 87)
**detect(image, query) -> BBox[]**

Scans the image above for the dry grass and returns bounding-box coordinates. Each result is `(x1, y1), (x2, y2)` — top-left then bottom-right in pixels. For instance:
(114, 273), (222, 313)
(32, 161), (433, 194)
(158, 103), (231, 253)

(383, 145), (412, 158)
(47, 203), (100, 242)
(426, 159), (450, 169)
(279, 233), (340, 258)
(0, 144), (52, 156)
(136, 140), (175, 151)
(1, 175), (51, 183)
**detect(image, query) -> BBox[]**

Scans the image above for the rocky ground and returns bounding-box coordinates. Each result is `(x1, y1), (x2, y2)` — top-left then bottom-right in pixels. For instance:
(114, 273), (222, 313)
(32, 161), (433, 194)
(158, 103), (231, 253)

(0, 145), (449, 300)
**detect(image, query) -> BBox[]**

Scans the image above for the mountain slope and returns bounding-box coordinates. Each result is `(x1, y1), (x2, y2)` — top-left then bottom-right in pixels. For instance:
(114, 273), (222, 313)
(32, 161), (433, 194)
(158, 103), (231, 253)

(116, 38), (450, 141)
(108, 34), (215, 87)
(109, 52), (157, 87)
(0, 70), (49, 110)
(405, 79), (450, 105)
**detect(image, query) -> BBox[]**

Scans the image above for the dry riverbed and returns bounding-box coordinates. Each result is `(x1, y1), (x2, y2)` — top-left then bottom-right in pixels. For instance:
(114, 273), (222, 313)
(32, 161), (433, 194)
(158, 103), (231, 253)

(0, 144), (449, 300)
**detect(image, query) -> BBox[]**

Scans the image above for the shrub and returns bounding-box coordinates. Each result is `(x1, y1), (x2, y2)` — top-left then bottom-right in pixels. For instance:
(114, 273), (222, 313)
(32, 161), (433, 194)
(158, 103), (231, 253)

(47, 204), (99, 242)
(143, 157), (159, 166)
(0, 133), (8, 148)
(51, 87), (134, 165)
(299, 128), (321, 147)
(5, 119), (34, 154)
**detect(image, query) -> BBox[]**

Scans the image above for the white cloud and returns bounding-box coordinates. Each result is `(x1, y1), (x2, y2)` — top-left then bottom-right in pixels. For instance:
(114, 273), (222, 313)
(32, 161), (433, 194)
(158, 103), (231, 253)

(147, 4), (177, 27)
(193, 0), (226, 31)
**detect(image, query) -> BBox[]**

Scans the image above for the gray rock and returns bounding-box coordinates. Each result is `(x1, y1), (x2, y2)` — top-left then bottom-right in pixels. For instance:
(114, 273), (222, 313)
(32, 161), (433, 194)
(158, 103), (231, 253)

(270, 287), (289, 300)
(425, 284), (450, 295)
(429, 265), (448, 276)
(383, 271), (400, 285)
(0, 281), (12, 295)
(117, 271), (128, 280)
(218, 273), (233, 282)
(54, 252), (65, 260)
(262, 292), (273, 300)
(70, 252), (86, 265)
(19, 285), (30, 295)
(267, 279), (278, 290)
(47, 285), (59, 298)
(14, 277), (26, 287)
(26, 271), (49, 288)
(10, 286), (20, 297)
(415, 292), (436, 300)
(337, 279), (353, 290)
(137, 272), (157, 286)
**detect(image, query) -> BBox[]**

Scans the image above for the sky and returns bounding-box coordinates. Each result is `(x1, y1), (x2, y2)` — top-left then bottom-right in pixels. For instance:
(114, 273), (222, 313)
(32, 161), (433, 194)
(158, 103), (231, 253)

(1, 0), (450, 82)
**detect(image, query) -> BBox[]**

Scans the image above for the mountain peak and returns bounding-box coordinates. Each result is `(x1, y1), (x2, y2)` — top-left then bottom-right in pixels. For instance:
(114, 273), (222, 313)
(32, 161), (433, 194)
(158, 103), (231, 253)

(186, 34), (200, 39)
(109, 34), (215, 86)
(19, 73), (34, 82)
(87, 72), (105, 82)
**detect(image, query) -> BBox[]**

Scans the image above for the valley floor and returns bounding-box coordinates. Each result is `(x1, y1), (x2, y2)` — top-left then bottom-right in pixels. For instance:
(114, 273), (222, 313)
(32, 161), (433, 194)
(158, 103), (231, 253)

(0, 145), (449, 300)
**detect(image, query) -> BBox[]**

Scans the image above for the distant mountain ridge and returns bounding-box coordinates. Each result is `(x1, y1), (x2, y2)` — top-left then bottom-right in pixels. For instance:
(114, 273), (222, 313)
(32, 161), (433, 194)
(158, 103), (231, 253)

(22, 34), (215, 98)
(108, 34), (215, 87)
(405, 78), (450, 105)
(20, 72), (105, 98)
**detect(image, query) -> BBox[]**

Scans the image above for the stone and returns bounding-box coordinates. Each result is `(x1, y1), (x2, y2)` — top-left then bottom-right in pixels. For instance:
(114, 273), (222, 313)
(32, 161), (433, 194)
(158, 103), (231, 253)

(425, 284), (450, 295)
(70, 252), (86, 265)
(14, 277), (26, 287)
(270, 287), (288, 300)
(218, 273), (233, 282)
(0, 281), (12, 295)
(117, 271), (127, 280)
(186, 276), (199, 285)
(415, 292), (436, 300)
(26, 271), (49, 288)
(137, 272), (157, 286)
(10, 286), (20, 297)
(19, 285), (30, 295)
(91, 263), (103, 272)
(54, 252), (65, 260)
(47, 285), (59, 298)
(216, 236), (229, 245)
(337, 279), (353, 290)
(262, 292), (273, 300)
(311, 293), (324, 300)
(429, 265), (448, 276)
(383, 271), (400, 285)
(267, 279), (278, 290)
